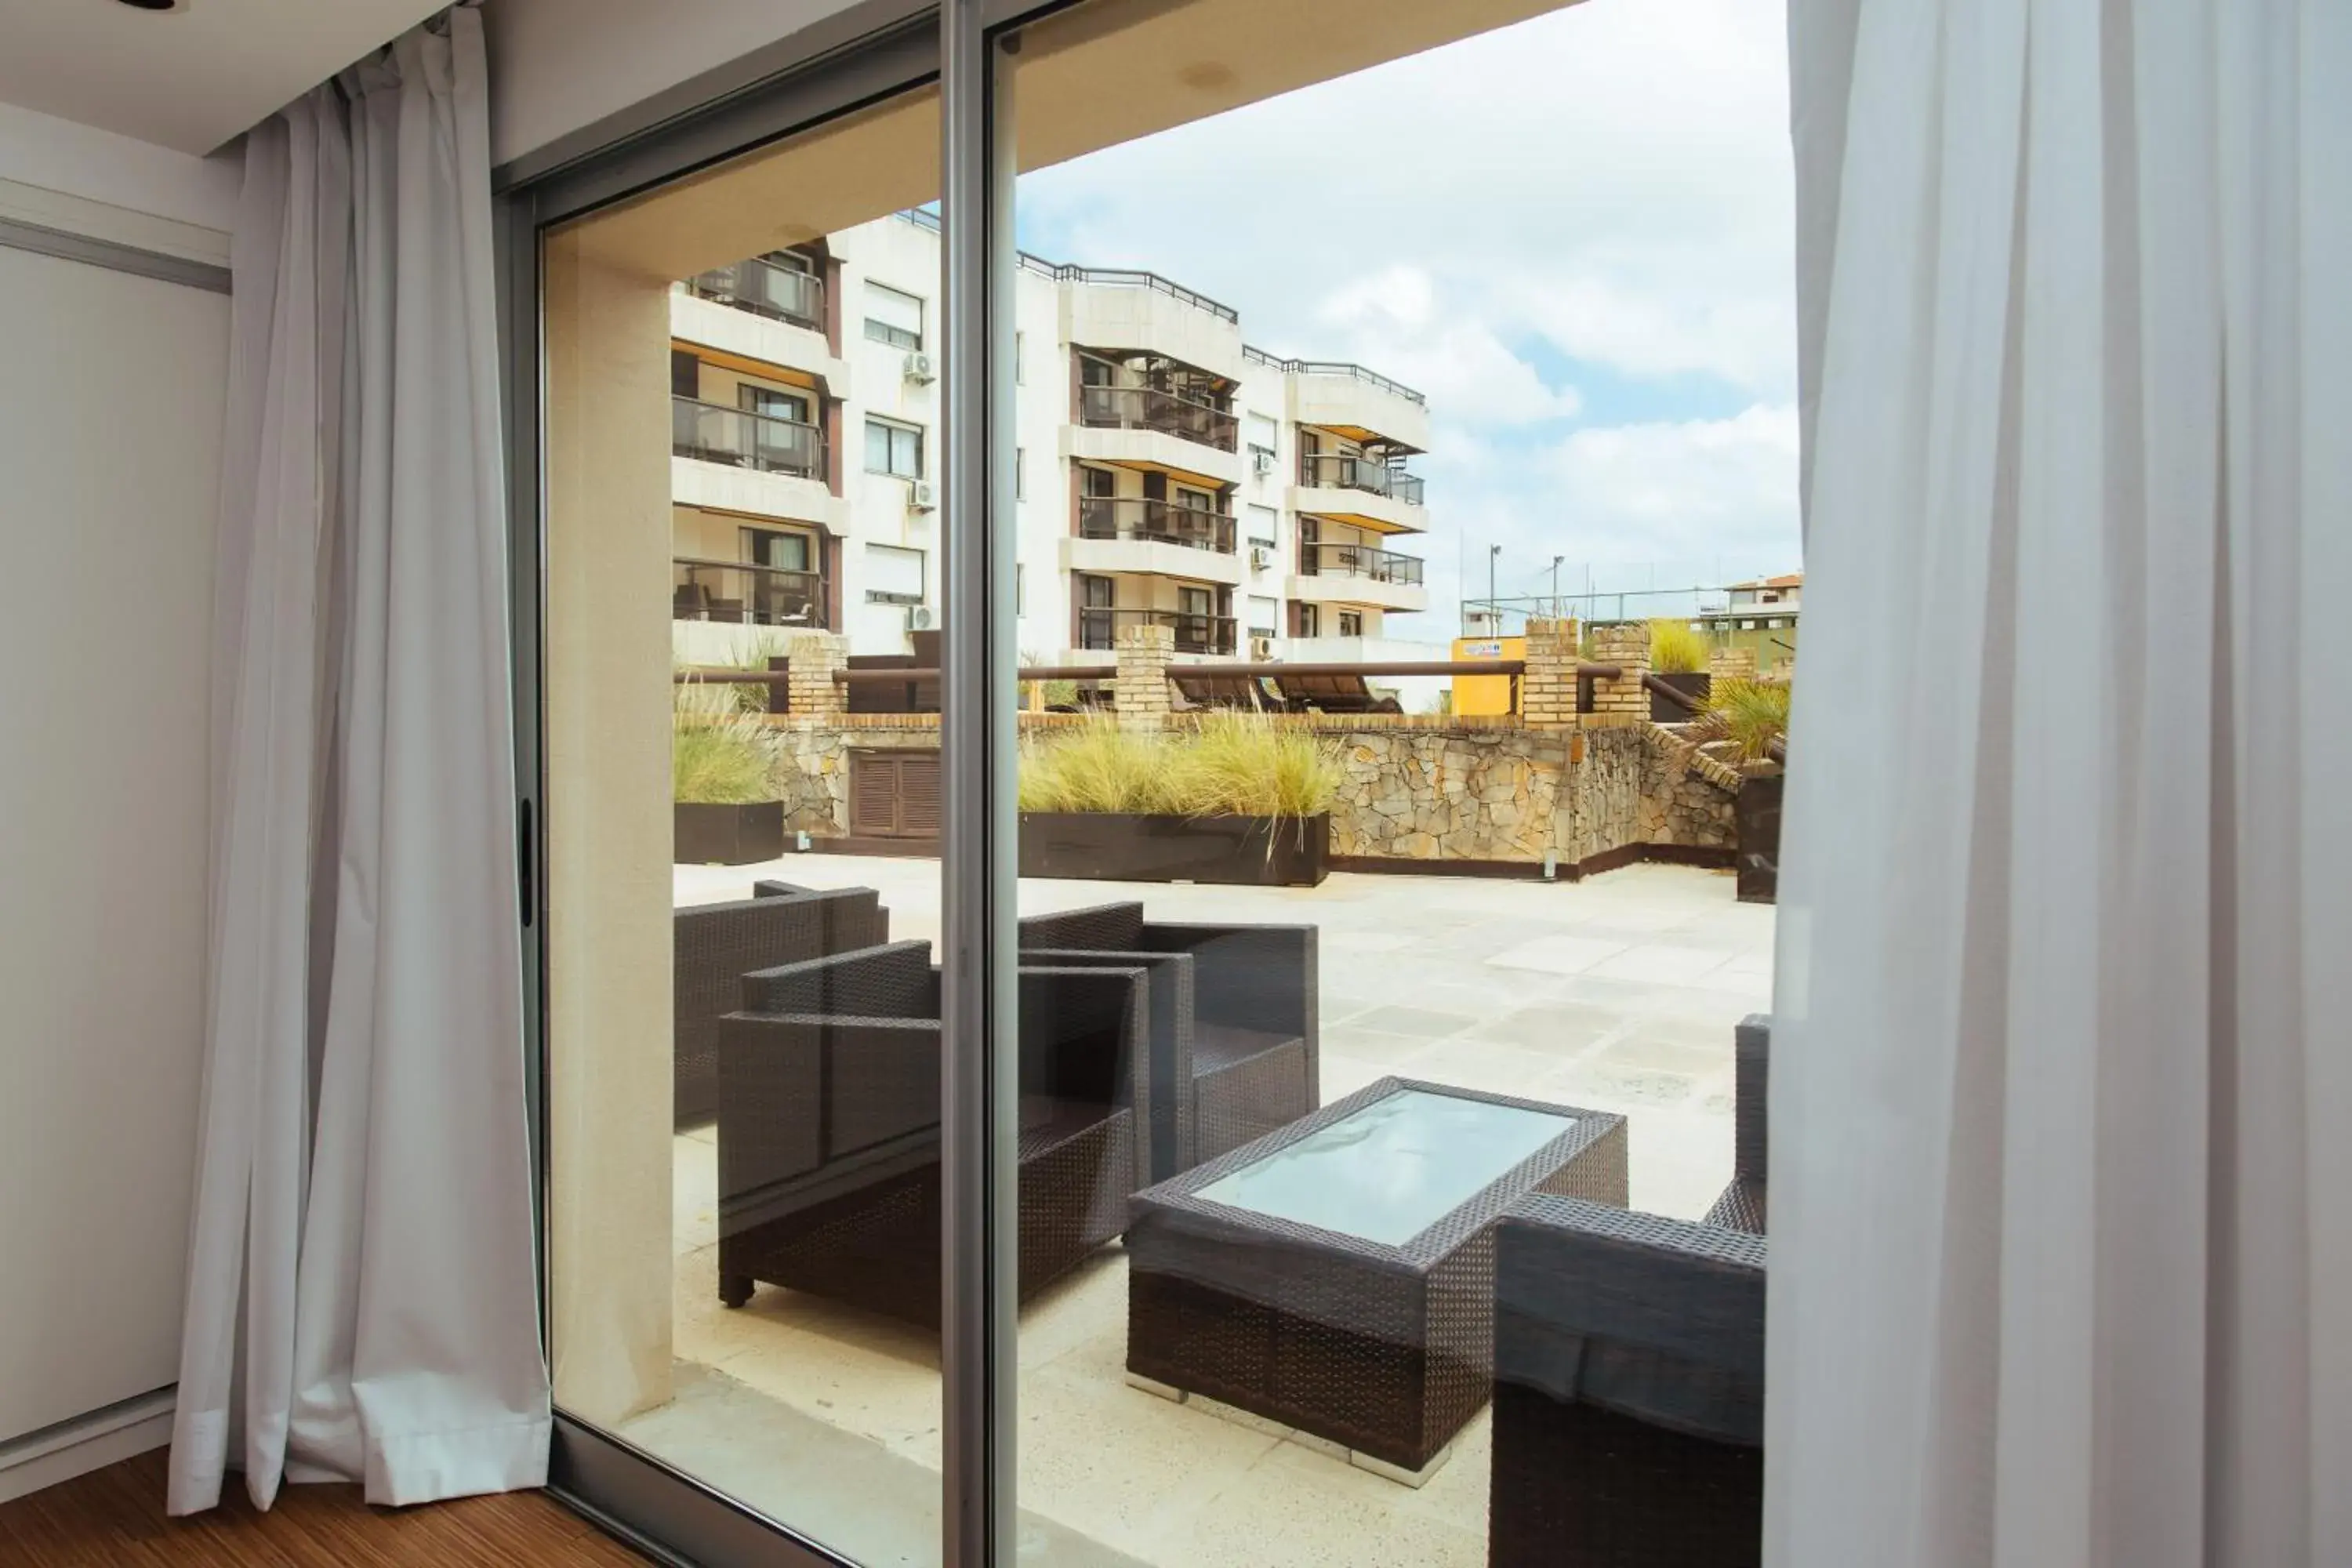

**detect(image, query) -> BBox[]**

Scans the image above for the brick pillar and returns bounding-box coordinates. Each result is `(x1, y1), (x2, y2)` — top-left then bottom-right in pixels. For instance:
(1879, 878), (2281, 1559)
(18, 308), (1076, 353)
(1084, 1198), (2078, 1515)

(1709, 645), (1758, 683)
(785, 630), (848, 717)
(1588, 622), (1651, 721)
(1113, 624), (1174, 732)
(1522, 616), (1581, 728)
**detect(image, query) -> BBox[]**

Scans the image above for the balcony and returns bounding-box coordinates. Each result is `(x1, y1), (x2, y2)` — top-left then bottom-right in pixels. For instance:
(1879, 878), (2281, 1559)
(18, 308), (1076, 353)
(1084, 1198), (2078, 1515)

(672, 557), (826, 628)
(671, 396), (826, 481)
(1078, 605), (1237, 655)
(1078, 496), (1237, 554)
(1301, 539), (1424, 586)
(684, 256), (824, 332)
(1287, 540), (1429, 615)
(1299, 452), (1424, 506)
(1078, 382), (1240, 453)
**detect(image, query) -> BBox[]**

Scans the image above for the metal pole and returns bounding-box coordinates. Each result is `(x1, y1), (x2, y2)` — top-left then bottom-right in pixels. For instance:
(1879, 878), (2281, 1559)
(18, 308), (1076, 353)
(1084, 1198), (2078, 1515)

(1550, 554), (1563, 621)
(1488, 543), (1500, 630)
(940, 9), (1017, 1566)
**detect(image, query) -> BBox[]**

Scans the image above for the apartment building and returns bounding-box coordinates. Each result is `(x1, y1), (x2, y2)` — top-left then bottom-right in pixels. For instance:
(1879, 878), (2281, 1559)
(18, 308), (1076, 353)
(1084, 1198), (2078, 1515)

(667, 211), (1436, 666)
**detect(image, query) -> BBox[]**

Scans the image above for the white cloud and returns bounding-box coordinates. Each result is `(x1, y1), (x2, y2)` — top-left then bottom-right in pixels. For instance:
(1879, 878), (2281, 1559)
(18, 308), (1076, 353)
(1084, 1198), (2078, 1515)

(1316, 267), (1582, 428)
(1544, 404), (1801, 562)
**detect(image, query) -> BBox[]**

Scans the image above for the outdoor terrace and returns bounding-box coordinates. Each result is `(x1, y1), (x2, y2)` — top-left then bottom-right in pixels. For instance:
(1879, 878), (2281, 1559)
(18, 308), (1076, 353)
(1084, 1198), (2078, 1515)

(642, 855), (1769, 1567)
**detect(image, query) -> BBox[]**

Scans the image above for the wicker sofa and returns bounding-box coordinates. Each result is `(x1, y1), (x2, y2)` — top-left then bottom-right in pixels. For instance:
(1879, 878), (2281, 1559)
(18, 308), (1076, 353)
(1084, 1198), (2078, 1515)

(672, 884), (889, 1127)
(1018, 902), (1316, 1182)
(1486, 1014), (1771, 1566)
(714, 940), (1149, 1327)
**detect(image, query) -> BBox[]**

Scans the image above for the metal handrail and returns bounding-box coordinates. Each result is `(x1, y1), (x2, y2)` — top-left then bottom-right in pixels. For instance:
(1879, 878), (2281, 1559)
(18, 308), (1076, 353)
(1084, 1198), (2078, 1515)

(1240, 345), (1426, 406)
(670, 395), (826, 481)
(1298, 452), (1425, 505)
(1077, 606), (1238, 656)
(1076, 496), (1238, 554)
(1076, 378), (1240, 452)
(673, 555), (826, 629)
(1301, 540), (1425, 586)
(1020, 256), (1239, 321)
(683, 255), (823, 331)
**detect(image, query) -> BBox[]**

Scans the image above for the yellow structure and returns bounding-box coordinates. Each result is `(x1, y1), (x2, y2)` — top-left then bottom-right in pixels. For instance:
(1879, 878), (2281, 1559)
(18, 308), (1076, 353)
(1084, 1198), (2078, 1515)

(1450, 633), (1526, 716)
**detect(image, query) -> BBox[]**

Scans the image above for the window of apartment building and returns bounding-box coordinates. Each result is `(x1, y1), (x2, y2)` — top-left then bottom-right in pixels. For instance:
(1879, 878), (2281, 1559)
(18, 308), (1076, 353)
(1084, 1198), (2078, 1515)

(670, 348), (702, 399)
(1016, 447), (1026, 502)
(741, 526), (812, 573)
(1174, 485), (1214, 515)
(864, 416), (924, 478)
(1246, 411), (1279, 469)
(740, 385), (809, 424)
(1247, 595), (1279, 639)
(864, 543), (925, 604)
(1080, 464), (1116, 499)
(862, 281), (925, 349)
(1338, 610), (1364, 637)
(1295, 602), (1320, 637)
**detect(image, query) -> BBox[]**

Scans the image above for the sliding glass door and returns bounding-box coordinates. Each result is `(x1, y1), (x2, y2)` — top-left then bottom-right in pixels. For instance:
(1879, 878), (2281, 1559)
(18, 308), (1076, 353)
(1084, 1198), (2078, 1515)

(508, 3), (1759, 1566)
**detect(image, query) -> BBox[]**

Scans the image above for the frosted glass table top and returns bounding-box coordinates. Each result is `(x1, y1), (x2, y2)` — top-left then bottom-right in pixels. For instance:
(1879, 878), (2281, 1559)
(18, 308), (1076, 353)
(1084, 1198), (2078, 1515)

(1194, 1088), (1577, 1247)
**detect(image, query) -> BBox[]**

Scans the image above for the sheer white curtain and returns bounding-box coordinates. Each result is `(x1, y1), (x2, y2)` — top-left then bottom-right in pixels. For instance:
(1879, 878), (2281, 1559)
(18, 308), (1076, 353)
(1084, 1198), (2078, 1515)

(170, 6), (549, 1513)
(1773, 2), (2352, 1563)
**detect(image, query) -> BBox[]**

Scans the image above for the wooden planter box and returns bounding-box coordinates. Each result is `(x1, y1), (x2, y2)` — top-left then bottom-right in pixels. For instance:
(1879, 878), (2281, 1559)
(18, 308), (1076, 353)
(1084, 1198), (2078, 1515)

(1650, 671), (1711, 723)
(1735, 772), (1782, 905)
(1019, 811), (1330, 887)
(675, 800), (785, 866)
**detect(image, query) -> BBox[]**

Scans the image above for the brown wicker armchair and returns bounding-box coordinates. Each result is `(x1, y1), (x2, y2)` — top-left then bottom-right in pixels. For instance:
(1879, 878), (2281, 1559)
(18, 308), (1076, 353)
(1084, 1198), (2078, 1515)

(714, 940), (1149, 1327)
(1487, 1015), (1771, 1566)
(672, 885), (889, 1127)
(1018, 902), (1316, 1181)
(1701, 1014), (1769, 1233)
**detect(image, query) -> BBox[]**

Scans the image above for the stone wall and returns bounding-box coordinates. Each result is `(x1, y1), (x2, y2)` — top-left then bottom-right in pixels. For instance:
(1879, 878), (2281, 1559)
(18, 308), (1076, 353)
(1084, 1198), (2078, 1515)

(1327, 723), (1576, 862)
(757, 706), (1740, 871)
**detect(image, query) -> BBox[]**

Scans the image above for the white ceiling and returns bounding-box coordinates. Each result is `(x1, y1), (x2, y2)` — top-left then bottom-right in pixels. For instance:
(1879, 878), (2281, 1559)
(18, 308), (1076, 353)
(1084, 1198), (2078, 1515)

(0, 0), (448, 155)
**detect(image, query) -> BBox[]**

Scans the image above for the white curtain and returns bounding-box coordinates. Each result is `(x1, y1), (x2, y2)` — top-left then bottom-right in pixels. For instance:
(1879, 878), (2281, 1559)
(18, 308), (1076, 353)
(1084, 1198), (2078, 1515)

(1773, 2), (2352, 1563)
(171, 6), (550, 1513)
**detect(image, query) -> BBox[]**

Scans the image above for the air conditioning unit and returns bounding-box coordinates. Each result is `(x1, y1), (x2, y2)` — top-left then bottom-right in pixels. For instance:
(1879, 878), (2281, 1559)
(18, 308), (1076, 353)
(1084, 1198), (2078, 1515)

(903, 350), (936, 383)
(1250, 448), (1276, 477)
(906, 604), (938, 631)
(907, 478), (938, 510)
(1248, 546), (1273, 572)
(1248, 636), (1276, 661)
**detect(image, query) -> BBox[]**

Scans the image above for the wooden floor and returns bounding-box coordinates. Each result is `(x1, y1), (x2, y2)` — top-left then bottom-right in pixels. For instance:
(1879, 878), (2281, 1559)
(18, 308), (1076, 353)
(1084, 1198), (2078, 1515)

(0, 1447), (648, 1566)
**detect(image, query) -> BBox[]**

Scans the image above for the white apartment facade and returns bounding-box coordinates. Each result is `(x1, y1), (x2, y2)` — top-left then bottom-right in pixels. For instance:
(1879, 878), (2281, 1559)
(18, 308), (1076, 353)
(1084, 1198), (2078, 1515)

(668, 211), (1437, 667)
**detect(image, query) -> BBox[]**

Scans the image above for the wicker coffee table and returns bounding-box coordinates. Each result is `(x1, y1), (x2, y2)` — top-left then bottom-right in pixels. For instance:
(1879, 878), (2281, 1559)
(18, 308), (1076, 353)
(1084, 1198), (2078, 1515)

(1123, 1076), (1627, 1483)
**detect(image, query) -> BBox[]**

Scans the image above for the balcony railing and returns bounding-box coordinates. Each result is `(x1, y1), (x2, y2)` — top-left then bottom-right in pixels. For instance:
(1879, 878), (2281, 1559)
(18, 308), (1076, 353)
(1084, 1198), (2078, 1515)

(1298, 452), (1425, 506)
(1301, 540), (1426, 586)
(673, 556), (826, 628)
(1077, 383), (1240, 453)
(1240, 345), (1427, 406)
(671, 396), (826, 481)
(684, 256), (825, 332)
(1076, 497), (1237, 554)
(1078, 606), (1237, 655)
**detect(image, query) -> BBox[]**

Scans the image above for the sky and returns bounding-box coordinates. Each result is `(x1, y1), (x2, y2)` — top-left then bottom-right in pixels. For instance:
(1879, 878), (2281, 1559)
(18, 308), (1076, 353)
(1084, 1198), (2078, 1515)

(1014, 0), (1800, 633)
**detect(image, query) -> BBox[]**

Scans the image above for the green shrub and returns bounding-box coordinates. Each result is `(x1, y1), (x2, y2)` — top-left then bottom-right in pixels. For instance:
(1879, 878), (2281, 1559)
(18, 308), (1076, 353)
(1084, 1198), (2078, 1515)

(1648, 618), (1712, 674)
(1677, 678), (1791, 764)
(673, 679), (779, 803)
(1018, 716), (1341, 820)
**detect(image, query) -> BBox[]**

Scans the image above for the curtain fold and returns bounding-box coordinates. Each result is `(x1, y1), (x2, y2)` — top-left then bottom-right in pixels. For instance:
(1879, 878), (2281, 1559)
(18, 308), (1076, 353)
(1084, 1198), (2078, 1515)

(1773, 2), (2350, 1563)
(170, 6), (549, 1515)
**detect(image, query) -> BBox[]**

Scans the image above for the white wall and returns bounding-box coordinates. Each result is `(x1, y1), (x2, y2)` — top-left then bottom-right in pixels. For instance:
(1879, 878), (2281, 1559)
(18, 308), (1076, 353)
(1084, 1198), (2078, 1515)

(0, 245), (225, 1450)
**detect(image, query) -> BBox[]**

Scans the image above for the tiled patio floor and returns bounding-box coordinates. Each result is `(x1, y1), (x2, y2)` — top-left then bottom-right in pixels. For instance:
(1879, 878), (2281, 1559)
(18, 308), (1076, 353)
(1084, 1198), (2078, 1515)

(631, 856), (1774, 1566)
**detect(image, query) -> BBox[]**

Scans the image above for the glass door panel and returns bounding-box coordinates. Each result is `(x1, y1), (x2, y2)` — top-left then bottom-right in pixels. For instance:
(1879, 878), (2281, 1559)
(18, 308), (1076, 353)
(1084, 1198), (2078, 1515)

(1005, 1), (1783, 1564)
(540, 78), (954, 1566)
